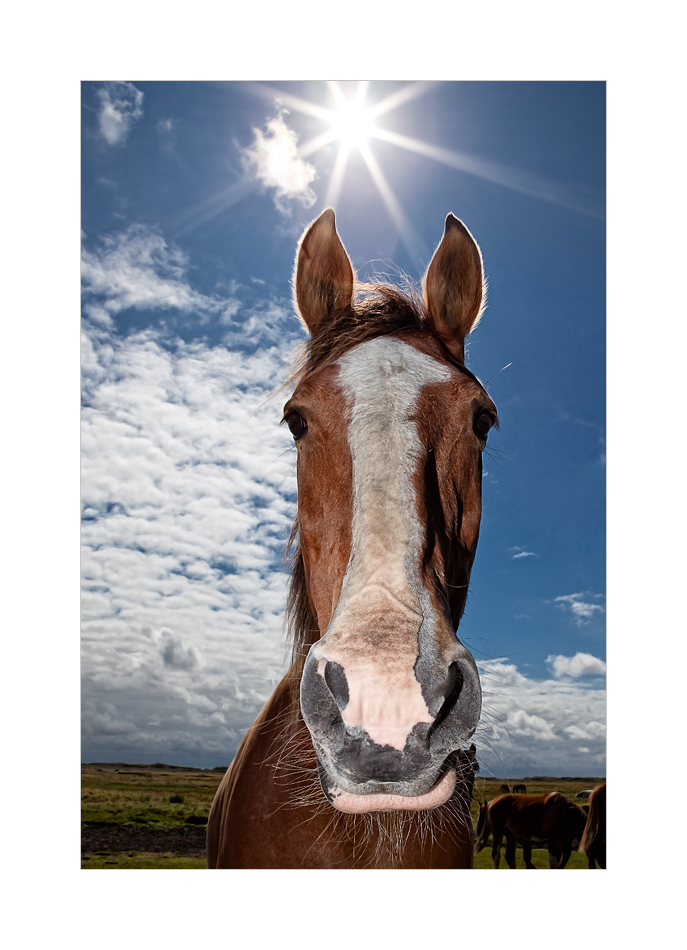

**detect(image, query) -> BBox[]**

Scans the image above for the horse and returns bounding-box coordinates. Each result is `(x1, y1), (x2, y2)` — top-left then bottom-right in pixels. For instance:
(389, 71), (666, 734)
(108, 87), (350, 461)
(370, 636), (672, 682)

(578, 783), (606, 868)
(500, 784), (511, 792)
(207, 208), (498, 868)
(513, 784), (526, 793)
(474, 792), (588, 868)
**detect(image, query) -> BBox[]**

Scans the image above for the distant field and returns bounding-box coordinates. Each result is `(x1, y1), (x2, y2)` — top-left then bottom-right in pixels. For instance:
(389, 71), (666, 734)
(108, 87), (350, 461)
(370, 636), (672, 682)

(81, 764), (604, 869)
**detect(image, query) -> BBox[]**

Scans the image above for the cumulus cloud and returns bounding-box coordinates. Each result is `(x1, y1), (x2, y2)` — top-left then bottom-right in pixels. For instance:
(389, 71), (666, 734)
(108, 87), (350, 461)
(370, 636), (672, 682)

(476, 658), (606, 778)
(546, 652), (606, 679)
(554, 592), (605, 626)
(96, 81), (144, 145)
(81, 225), (240, 327)
(241, 109), (317, 213)
(81, 317), (300, 766)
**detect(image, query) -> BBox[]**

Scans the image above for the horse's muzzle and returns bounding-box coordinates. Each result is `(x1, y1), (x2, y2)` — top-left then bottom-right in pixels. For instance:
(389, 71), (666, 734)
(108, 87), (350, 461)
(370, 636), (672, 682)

(299, 643), (481, 809)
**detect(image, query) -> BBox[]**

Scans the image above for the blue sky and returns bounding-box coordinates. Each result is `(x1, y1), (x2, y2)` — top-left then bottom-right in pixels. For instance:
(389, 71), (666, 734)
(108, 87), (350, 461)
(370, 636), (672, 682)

(80, 80), (606, 776)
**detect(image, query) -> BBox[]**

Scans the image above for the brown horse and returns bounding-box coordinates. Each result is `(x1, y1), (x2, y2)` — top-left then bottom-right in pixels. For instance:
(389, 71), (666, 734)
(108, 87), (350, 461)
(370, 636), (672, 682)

(578, 783), (606, 868)
(474, 792), (588, 868)
(207, 208), (497, 868)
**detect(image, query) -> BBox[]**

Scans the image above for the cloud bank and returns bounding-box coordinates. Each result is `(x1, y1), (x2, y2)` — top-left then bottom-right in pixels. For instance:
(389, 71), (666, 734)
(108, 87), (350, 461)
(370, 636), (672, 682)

(81, 320), (298, 765)
(477, 656), (606, 777)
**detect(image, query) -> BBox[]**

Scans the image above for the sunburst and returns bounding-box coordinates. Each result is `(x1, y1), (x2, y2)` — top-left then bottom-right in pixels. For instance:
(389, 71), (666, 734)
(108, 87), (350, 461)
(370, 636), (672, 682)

(174, 81), (601, 242)
(277, 80), (602, 238)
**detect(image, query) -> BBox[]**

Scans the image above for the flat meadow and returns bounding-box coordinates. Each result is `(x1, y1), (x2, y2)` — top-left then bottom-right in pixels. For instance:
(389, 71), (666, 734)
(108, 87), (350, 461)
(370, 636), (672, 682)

(82, 763), (603, 869)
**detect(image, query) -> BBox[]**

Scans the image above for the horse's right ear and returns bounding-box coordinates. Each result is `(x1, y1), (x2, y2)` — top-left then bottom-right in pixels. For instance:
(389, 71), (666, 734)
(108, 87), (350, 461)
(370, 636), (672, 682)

(294, 208), (355, 337)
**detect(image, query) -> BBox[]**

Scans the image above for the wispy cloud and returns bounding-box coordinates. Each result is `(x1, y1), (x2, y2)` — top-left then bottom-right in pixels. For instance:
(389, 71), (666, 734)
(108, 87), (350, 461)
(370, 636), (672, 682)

(554, 592), (605, 626)
(241, 109), (317, 214)
(81, 225), (240, 327)
(546, 652), (607, 679)
(96, 81), (144, 146)
(510, 546), (537, 560)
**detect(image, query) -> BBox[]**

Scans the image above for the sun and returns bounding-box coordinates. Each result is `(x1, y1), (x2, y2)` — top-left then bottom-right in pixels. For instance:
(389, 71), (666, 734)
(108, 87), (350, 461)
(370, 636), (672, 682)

(330, 96), (375, 148)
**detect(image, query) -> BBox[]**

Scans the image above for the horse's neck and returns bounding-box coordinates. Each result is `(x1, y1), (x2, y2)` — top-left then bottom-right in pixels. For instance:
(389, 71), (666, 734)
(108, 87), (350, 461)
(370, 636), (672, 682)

(207, 667), (474, 869)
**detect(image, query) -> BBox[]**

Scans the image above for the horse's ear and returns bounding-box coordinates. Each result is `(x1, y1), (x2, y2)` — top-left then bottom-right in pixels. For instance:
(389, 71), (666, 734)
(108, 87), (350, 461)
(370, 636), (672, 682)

(294, 208), (355, 337)
(423, 213), (486, 363)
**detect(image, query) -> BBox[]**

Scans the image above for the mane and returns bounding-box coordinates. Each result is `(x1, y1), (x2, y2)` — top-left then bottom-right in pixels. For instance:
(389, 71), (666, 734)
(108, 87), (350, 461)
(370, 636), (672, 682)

(283, 281), (428, 672)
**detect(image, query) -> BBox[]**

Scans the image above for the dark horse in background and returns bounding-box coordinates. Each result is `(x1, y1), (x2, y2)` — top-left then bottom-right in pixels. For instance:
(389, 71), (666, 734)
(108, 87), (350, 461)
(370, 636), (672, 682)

(579, 783), (606, 868)
(475, 792), (588, 868)
(207, 208), (498, 868)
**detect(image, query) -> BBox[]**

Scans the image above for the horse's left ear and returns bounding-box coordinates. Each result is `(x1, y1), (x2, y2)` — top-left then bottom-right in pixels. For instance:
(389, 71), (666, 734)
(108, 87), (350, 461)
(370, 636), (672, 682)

(423, 214), (486, 363)
(294, 208), (355, 338)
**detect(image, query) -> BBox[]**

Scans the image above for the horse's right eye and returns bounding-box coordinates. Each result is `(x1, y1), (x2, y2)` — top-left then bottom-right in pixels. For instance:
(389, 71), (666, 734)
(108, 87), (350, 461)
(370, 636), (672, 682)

(285, 411), (307, 440)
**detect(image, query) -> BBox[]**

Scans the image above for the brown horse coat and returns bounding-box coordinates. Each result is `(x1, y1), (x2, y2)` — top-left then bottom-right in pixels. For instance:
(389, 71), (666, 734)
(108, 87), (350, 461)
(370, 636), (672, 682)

(578, 783), (606, 868)
(207, 667), (478, 868)
(207, 209), (495, 868)
(475, 792), (588, 869)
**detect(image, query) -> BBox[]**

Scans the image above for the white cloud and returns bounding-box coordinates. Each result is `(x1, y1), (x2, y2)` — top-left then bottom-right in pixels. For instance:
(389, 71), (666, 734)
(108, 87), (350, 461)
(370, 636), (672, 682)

(476, 658), (606, 777)
(554, 592), (605, 626)
(96, 81), (144, 145)
(564, 720), (606, 740)
(241, 109), (317, 213)
(509, 546), (536, 559)
(546, 652), (607, 679)
(81, 225), (240, 327)
(81, 317), (300, 766)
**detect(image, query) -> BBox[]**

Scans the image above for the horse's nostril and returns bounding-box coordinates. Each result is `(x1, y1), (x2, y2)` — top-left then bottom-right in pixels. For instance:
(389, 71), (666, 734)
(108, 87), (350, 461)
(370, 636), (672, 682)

(431, 662), (464, 731)
(323, 660), (350, 711)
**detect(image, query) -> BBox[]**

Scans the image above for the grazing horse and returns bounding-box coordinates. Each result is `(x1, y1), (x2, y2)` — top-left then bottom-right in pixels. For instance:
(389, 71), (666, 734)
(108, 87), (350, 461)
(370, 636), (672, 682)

(579, 783), (606, 868)
(474, 792), (588, 868)
(207, 208), (497, 868)
(513, 784), (526, 794)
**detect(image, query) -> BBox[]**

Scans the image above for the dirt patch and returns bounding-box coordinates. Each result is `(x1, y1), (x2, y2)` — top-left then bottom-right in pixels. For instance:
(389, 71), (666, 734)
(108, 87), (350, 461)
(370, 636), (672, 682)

(82, 823), (207, 858)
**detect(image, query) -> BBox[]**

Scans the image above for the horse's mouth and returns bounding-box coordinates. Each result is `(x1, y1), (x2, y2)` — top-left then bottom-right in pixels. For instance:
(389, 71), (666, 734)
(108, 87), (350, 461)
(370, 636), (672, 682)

(316, 759), (456, 814)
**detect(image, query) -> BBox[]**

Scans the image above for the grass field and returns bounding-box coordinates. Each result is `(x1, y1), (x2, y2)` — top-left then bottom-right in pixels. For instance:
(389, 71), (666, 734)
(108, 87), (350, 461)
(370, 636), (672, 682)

(81, 764), (222, 827)
(81, 764), (603, 869)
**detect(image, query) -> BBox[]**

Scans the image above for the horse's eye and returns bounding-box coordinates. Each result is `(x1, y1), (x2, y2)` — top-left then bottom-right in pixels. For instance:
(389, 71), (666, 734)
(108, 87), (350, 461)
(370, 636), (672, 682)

(474, 411), (493, 440)
(286, 411), (307, 440)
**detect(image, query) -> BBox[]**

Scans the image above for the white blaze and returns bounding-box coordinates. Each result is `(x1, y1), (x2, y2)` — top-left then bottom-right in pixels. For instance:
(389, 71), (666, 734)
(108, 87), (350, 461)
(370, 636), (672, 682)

(313, 337), (451, 751)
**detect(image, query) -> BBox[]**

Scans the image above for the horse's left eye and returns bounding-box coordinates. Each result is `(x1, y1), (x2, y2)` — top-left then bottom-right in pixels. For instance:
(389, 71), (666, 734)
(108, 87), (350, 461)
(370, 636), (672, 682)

(285, 411), (307, 440)
(474, 411), (493, 440)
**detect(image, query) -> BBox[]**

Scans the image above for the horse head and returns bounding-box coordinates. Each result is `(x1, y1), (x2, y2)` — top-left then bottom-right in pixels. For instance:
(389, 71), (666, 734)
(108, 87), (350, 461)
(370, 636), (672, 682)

(287, 209), (496, 815)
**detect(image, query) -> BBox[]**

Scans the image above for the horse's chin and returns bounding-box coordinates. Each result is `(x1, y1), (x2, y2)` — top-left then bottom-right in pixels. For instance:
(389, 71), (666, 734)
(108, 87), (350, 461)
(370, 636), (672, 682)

(317, 761), (456, 814)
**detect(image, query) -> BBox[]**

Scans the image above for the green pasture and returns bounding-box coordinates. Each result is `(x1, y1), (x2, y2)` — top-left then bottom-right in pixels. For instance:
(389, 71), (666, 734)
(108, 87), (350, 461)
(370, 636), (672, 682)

(81, 764), (221, 826)
(82, 766), (603, 869)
